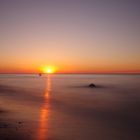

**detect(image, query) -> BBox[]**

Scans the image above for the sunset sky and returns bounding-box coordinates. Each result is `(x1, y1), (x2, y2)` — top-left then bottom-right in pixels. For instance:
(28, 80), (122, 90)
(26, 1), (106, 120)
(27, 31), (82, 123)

(0, 0), (140, 73)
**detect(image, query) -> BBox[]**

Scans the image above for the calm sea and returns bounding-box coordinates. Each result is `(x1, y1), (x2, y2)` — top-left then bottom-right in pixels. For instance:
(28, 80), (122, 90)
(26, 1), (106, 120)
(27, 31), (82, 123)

(0, 74), (140, 140)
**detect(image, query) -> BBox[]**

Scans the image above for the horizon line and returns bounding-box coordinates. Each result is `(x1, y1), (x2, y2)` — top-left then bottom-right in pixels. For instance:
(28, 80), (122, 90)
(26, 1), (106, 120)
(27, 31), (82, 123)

(0, 72), (140, 75)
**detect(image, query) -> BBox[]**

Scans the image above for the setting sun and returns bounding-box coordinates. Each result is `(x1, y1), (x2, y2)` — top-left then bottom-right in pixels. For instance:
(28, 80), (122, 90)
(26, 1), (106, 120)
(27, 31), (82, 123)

(41, 66), (56, 74)
(47, 68), (52, 73)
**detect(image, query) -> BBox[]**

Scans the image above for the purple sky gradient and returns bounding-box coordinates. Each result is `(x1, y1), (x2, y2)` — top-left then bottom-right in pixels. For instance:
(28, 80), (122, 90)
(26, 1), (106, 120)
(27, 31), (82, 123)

(0, 0), (140, 73)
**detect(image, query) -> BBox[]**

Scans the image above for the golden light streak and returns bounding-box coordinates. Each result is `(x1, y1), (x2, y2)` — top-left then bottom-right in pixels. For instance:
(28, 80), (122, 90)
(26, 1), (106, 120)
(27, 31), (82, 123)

(37, 75), (51, 140)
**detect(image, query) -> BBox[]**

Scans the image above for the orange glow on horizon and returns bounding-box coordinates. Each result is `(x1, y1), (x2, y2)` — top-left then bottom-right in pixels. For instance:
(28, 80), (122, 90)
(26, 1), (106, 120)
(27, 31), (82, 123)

(0, 64), (140, 74)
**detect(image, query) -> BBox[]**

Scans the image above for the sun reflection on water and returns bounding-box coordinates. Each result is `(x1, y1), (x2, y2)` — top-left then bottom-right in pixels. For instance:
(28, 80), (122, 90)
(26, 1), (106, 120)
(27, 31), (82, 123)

(37, 75), (51, 140)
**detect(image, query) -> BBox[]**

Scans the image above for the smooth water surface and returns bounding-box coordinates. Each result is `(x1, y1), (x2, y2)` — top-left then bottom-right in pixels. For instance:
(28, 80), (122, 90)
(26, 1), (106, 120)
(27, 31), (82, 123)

(0, 74), (140, 140)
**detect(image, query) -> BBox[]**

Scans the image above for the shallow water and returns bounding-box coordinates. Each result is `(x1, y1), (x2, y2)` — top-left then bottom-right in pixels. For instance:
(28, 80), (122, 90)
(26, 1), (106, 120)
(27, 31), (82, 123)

(0, 74), (140, 140)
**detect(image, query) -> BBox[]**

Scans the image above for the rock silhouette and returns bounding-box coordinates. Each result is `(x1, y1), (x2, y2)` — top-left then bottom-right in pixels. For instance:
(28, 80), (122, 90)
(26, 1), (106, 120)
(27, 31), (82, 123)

(89, 83), (96, 88)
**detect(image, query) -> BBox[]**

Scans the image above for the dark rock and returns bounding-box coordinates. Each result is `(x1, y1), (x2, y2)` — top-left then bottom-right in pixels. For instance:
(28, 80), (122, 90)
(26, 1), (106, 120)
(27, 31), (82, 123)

(89, 83), (96, 88)
(18, 122), (22, 124)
